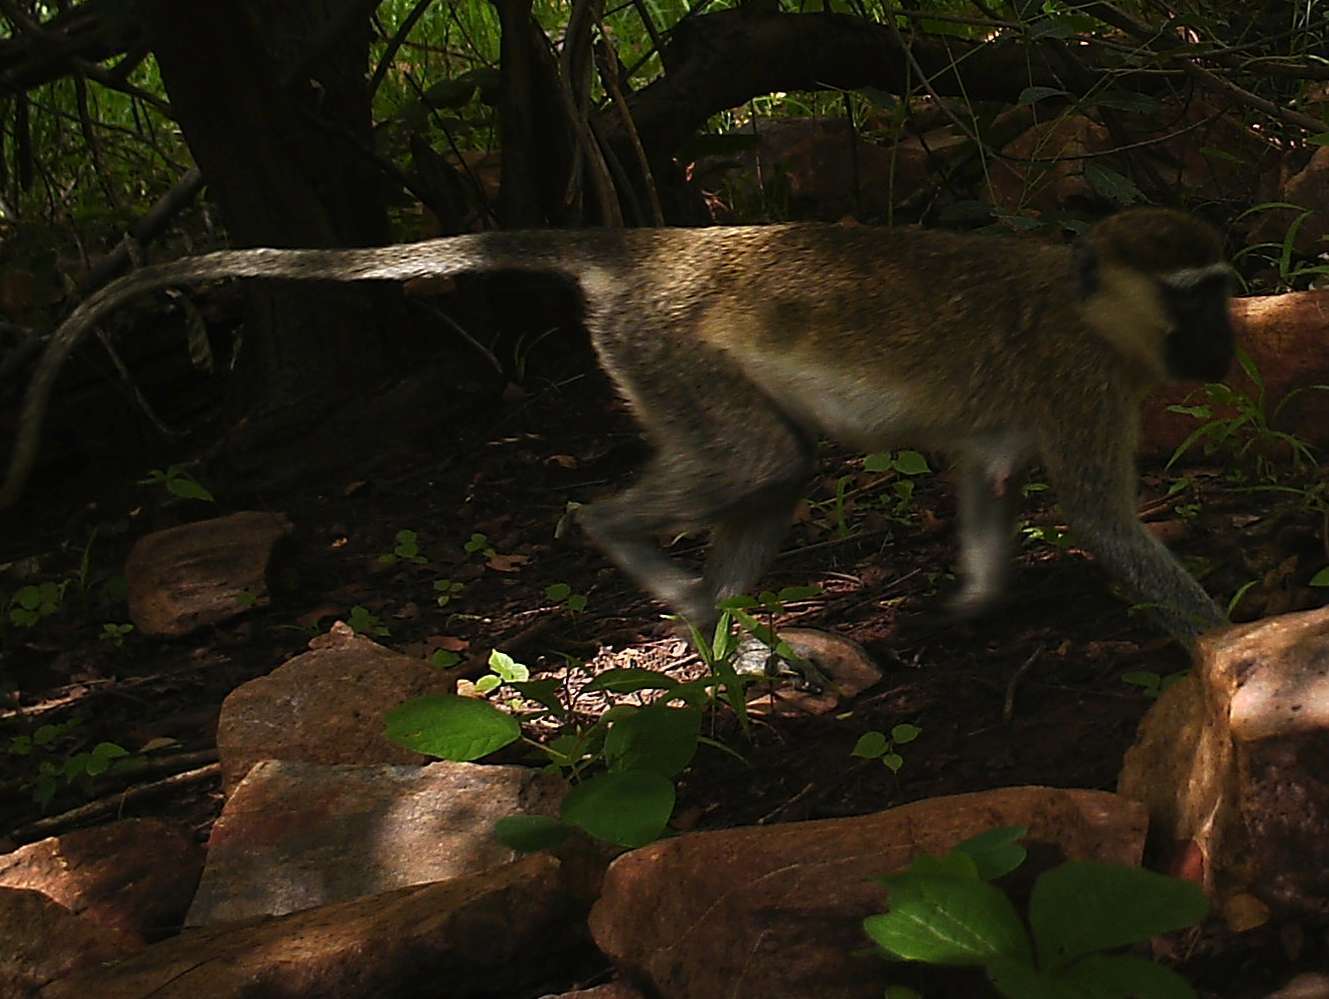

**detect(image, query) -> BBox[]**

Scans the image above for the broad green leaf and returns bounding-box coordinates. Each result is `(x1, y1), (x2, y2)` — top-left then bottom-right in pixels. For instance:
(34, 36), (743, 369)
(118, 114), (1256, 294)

(604, 705), (701, 778)
(776, 584), (822, 602)
(474, 675), (501, 694)
(560, 770), (675, 847)
(882, 752), (904, 772)
(987, 957), (1078, 999)
(892, 723), (922, 744)
(1310, 567), (1329, 587)
(865, 873), (1031, 966)
(584, 668), (679, 693)
(953, 826), (1028, 881)
(1018, 86), (1070, 105)
(545, 582), (572, 601)
(384, 695), (520, 761)
(852, 731), (888, 759)
(894, 450), (931, 475)
(1030, 862), (1208, 971)
(909, 852), (981, 880)
(493, 814), (571, 852)
(865, 452), (893, 472)
(507, 679), (567, 718)
(1060, 953), (1196, 999)
(1084, 164), (1142, 206)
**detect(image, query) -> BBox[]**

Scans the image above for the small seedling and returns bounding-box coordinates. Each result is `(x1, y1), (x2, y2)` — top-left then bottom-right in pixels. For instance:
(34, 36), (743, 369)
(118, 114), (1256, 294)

(346, 605), (389, 637)
(464, 533), (496, 559)
(434, 579), (465, 607)
(865, 826), (1207, 999)
(852, 723), (922, 773)
(545, 581), (587, 613)
(8, 581), (66, 628)
(475, 649), (530, 694)
(99, 622), (134, 648)
(379, 529), (428, 566)
(139, 464), (215, 503)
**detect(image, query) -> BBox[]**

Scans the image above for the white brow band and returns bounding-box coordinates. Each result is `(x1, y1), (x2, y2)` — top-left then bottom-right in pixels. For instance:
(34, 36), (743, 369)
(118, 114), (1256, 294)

(1160, 263), (1234, 289)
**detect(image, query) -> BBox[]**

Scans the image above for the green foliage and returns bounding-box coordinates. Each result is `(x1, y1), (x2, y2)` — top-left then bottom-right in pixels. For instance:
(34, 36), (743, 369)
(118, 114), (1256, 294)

(1311, 567), (1329, 588)
(852, 722), (922, 773)
(1167, 349), (1326, 482)
(8, 581), (67, 628)
(474, 648), (529, 695)
(139, 465), (215, 504)
(866, 828), (1207, 999)
(386, 626), (763, 849)
(6, 717), (136, 807)
(99, 622), (134, 648)
(1121, 669), (1187, 700)
(463, 533), (496, 559)
(379, 529), (428, 566)
(545, 581), (588, 613)
(433, 579), (465, 607)
(346, 605), (389, 637)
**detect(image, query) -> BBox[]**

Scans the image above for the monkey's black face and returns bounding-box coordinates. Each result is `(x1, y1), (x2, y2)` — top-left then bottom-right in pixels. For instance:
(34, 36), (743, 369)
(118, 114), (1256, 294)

(1160, 270), (1236, 383)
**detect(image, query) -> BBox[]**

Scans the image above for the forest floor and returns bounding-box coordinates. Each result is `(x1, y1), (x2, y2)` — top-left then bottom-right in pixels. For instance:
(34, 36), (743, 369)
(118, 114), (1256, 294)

(1, 331), (1325, 998)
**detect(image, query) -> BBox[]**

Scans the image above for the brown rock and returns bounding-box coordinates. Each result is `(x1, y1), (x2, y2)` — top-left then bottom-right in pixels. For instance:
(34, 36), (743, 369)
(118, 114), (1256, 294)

(187, 758), (565, 925)
(0, 818), (202, 943)
(0, 886), (141, 996)
(1120, 606), (1329, 916)
(42, 855), (581, 999)
(589, 786), (1146, 999)
(216, 621), (457, 791)
(126, 511), (293, 637)
(739, 627), (884, 716)
(544, 984), (646, 999)
(1249, 145), (1329, 257)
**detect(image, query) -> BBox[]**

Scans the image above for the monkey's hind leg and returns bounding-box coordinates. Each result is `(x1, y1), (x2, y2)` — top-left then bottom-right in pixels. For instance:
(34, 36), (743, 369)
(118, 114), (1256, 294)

(576, 340), (815, 628)
(950, 445), (1027, 620)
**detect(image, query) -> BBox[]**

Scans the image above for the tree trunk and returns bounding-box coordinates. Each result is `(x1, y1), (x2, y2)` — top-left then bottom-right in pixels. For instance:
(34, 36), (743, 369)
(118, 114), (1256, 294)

(143, 0), (397, 456)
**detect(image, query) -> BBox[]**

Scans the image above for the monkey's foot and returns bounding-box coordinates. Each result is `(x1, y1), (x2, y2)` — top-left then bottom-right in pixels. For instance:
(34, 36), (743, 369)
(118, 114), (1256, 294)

(731, 636), (832, 692)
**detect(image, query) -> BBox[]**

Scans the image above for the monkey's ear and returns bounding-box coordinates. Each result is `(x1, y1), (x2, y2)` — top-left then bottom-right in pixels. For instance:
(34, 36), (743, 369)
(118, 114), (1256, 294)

(1073, 238), (1099, 298)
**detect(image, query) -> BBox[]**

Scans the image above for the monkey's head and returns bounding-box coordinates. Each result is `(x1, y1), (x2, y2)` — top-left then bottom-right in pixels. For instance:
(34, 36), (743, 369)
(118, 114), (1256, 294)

(1075, 208), (1235, 385)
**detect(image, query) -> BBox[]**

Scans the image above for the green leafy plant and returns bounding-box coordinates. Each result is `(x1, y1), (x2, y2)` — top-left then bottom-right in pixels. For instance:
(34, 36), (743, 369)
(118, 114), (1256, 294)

(717, 585), (825, 687)
(865, 449), (933, 521)
(8, 581), (67, 628)
(99, 622), (134, 648)
(347, 605), (390, 637)
(139, 464), (215, 503)
(1167, 348), (1327, 483)
(852, 722), (923, 773)
(475, 648), (529, 694)
(865, 826), (1207, 999)
(463, 532), (496, 559)
(1121, 669), (1187, 700)
(386, 633), (751, 849)
(433, 579), (465, 607)
(545, 581), (587, 613)
(379, 529), (428, 566)
(1311, 567), (1329, 588)
(7, 718), (136, 807)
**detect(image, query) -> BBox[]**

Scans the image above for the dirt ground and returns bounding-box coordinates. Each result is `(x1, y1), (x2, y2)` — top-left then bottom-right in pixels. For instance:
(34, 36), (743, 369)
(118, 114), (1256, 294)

(1, 310), (1326, 997)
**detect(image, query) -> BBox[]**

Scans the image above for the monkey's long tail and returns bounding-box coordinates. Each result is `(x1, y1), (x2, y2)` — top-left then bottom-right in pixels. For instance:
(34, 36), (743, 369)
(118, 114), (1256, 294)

(0, 230), (617, 509)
